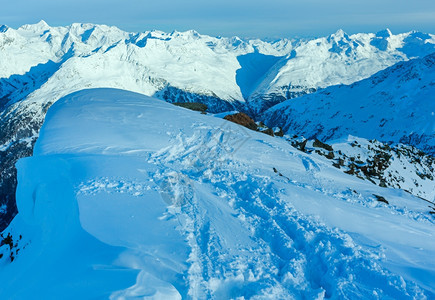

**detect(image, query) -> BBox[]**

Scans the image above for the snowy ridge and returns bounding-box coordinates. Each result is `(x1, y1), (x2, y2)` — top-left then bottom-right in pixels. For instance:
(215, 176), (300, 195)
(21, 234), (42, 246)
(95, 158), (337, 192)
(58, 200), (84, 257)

(0, 21), (434, 264)
(248, 29), (435, 113)
(264, 53), (435, 155)
(0, 22), (434, 115)
(0, 21), (293, 111)
(0, 89), (434, 298)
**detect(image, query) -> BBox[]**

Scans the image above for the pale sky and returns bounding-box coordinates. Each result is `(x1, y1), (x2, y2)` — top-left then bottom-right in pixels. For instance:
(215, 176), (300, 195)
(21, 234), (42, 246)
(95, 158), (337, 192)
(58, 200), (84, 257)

(1, 0), (434, 38)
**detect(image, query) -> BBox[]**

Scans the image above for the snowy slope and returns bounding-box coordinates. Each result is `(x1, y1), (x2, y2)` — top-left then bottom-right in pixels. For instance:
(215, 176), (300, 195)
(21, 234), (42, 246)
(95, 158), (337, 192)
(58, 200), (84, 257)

(285, 135), (435, 201)
(264, 53), (435, 155)
(1, 89), (434, 298)
(248, 29), (435, 113)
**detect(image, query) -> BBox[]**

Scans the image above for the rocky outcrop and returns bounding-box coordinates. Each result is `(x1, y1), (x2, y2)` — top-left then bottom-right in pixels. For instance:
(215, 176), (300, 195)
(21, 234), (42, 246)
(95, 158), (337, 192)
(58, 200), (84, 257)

(224, 112), (258, 130)
(288, 135), (435, 202)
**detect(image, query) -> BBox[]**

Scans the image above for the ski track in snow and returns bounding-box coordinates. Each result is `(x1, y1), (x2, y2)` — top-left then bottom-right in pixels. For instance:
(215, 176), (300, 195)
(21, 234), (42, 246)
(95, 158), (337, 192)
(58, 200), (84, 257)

(71, 124), (432, 298)
(78, 177), (154, 197)
(140, 126), (426, 298)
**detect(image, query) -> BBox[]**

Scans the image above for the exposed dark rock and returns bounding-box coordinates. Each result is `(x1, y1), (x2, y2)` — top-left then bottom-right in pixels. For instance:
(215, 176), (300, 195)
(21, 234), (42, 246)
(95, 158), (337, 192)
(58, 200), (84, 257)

(224, 113), (258, 131)
(273, 127), (284, 137)
(373, 194), (389, 204)
(379, 180), (387, 188)
(325, 151), (335, 159)
(155, 85), (244, 113)
(284, 135), (435, 201)
(261, 128), (275, 137)
(0, 102), (50, 232)
(313, 139), (333, 151)
(0, 232), (22, 262)
(0, 232), (13, 249)
(291, 139), (308, 152)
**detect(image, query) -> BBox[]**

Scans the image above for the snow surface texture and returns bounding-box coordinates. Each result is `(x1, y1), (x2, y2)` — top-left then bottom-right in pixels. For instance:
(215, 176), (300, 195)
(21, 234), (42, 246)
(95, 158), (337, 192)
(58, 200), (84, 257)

(1, 89), (434, 299)
(264, 53), (435, 156)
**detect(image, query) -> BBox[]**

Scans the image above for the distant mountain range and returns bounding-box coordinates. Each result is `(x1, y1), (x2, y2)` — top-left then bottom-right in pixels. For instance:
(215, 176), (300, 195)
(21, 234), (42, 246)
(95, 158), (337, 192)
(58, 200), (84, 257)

(0, 21), (434, 115)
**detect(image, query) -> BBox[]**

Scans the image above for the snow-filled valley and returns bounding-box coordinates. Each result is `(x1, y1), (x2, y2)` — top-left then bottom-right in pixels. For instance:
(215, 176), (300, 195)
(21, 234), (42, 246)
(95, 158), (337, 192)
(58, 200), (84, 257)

(1, 89), (434, 299)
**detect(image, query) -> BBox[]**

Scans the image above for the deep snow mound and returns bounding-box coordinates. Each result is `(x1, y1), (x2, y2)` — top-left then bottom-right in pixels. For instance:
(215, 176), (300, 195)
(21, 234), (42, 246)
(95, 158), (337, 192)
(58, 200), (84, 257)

(0, 89), (434, 298)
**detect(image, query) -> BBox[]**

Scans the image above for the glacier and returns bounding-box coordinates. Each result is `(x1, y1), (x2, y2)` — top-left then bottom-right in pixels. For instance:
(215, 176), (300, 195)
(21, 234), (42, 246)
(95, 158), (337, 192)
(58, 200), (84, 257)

(1, 89), (434, 299)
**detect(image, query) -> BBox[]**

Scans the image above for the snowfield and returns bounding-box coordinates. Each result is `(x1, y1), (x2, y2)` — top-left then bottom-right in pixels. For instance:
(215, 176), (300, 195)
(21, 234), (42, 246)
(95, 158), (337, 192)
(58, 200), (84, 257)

(0, 89), (434, 299)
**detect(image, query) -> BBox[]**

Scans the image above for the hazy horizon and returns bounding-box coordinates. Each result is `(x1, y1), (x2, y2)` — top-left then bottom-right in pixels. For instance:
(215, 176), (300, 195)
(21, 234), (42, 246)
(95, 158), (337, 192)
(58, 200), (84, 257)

(2, 19), (434, 41)
(1, 0), (434, 39)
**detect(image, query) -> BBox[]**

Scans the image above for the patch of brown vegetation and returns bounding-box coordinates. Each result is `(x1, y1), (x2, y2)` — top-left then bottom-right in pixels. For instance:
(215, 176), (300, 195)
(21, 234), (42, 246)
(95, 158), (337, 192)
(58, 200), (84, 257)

(224, 113), (258, 130)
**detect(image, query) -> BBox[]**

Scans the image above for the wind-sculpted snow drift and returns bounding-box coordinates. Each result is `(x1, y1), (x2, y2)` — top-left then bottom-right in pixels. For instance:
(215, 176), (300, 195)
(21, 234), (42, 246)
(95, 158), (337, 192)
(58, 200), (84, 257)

(0, 89), (433, 298)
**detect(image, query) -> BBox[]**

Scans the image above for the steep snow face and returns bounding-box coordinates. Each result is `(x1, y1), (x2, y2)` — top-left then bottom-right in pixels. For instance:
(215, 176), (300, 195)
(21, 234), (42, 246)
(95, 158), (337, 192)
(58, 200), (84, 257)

(248, 29), (435, 113)
(264, 53), (435, 155)
(1, 89), (434, 298)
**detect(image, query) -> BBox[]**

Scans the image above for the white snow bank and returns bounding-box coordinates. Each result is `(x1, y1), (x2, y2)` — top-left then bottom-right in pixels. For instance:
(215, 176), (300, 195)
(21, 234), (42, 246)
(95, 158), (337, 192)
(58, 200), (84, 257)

(0, 88), (433, 298)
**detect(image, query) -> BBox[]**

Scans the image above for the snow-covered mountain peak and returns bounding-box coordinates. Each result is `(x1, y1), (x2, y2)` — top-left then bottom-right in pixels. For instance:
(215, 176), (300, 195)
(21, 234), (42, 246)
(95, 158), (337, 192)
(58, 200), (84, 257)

(0, 21), (295, 113)
(18, 20), (50, 32)
(327, 28), (350, 41)
(170, 29), (201, 39)
(398, 31), (435, 58)
(0, 22), (433, 124)
(247, 29), (435, 114)
(370, 29), (393, 51)
(264, 52), (435, 155)
(2, 21), (432, 108)
(371, 51), (435, 85)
